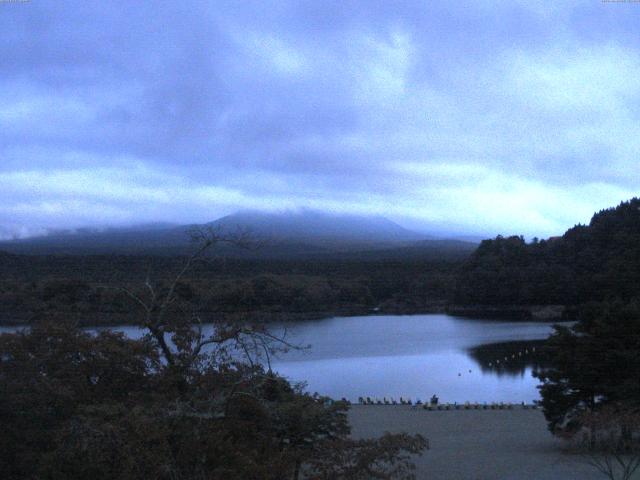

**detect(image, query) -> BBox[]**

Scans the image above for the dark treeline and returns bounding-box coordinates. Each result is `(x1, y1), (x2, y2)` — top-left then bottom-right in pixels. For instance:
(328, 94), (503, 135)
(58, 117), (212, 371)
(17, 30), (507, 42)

(443, 198), (640, 458)
(456, 198), (640, 454)
(4, 198), (640, 326)
(0, 253), (459, 326)
(454, 198), (640, 312)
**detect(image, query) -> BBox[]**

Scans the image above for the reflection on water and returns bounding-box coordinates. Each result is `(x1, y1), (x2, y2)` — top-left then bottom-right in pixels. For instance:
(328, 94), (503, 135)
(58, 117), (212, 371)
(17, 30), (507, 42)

(269, 314), (562, 404)
(1, 314), (564, 404)
(468, 340), (548, 377)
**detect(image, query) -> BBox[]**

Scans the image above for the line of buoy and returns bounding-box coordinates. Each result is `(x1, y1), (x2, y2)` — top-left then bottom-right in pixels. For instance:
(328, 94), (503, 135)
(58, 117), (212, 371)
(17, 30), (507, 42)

(356, 398), (539, 410)
(486, 347), (538, 369)
(357, 396), (416, 405)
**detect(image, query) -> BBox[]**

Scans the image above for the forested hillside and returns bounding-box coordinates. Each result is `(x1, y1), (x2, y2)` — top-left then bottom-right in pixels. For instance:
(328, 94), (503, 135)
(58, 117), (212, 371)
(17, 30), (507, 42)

(454, 198), (640, 310)
(5, 199), (640, 325)
(0, 254), (458, 326)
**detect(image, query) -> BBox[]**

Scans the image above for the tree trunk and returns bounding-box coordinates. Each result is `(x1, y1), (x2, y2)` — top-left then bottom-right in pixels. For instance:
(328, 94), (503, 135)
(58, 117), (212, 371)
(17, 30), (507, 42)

(293, 459), (301, 480)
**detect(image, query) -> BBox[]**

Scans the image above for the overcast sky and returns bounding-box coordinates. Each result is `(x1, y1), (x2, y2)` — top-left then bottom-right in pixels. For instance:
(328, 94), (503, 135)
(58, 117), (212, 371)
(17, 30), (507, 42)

(1, 0), (639, 239)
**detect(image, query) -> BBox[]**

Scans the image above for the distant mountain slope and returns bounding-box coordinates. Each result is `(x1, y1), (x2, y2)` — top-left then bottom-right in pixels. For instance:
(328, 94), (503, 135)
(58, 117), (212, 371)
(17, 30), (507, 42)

(454, 197), (640, 308)
(0, 210), (440, 256)
(0, 224), (188, 255)
(313, 239), (478, 261)
(210, 210), (426, 243)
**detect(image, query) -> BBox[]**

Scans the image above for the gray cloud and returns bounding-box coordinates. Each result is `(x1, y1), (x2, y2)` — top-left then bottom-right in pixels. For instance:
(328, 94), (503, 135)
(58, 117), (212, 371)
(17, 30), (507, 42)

(1, 0), (639, 239)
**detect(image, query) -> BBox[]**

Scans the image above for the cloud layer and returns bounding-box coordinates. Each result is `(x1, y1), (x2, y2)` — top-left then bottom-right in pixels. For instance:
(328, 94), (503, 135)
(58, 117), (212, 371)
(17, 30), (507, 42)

(1, 0), (639, 239)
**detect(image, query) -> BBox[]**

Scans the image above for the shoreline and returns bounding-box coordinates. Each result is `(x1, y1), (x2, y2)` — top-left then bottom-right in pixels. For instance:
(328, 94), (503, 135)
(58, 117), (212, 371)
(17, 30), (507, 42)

(0, 304), (569, 327)
(353, 401), (540, 410)
(0, 306), (447, 327)
(348, 405), (601, 480)
(446, 304), (568, 321)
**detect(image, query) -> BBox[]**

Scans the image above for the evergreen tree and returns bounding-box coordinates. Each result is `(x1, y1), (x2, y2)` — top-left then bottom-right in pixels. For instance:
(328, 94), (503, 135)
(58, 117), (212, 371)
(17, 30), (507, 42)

(535, 301), (640, 433)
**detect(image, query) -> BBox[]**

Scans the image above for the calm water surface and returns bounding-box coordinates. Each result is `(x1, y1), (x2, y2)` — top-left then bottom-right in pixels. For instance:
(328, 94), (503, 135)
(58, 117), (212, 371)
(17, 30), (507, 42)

(1, 314), (561, 403)
(268, 314), (557, 404)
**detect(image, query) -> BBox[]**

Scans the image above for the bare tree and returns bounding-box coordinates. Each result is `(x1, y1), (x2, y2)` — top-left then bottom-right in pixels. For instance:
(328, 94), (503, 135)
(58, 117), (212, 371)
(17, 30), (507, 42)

(2, 226), (428, 479)
(92, 227), (427, 479)
(112, 225), (294, 371)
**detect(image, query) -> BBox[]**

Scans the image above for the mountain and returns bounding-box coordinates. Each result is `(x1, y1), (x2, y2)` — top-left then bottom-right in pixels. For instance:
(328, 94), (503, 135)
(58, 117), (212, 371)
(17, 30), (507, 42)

(0, 224), (187, 255)
(209, 210), (426, 244)
(0, 210), (457, 257)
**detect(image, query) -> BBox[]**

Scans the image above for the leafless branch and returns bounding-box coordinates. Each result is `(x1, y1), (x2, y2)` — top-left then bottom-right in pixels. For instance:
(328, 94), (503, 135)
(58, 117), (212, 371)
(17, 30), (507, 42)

(97, 226), (303, 372)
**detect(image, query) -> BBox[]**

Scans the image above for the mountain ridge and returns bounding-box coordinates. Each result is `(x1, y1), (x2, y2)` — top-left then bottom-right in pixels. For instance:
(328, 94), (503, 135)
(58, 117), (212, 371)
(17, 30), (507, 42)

(0, 210), (475, 257)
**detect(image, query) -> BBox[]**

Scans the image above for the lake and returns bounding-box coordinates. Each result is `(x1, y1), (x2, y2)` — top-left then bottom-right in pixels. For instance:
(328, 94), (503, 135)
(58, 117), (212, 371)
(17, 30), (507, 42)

(268, 314), (558, 404)
(1, 314), (561, 404)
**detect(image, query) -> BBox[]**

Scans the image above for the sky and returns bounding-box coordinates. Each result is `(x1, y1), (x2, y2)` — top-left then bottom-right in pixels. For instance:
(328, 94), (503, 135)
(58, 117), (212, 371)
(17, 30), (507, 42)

(1, 0), (639, 240)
